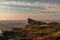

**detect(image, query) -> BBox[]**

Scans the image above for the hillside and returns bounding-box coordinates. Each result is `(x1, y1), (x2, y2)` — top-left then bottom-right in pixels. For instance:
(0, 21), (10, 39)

(1, 18), (60, 40)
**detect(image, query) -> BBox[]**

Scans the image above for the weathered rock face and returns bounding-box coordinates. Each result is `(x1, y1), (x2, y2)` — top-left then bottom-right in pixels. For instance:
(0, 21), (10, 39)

(28, 18), (36, 25)
(28, 18), (46, 25)
(2, 18), (60, 40)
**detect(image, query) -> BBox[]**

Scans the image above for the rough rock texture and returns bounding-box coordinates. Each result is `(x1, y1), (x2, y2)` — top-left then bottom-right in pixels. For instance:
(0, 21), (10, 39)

(2, 18), (60, 40)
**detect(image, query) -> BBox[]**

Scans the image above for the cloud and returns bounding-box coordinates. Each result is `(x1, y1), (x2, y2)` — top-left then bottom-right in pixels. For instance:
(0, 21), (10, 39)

(0, 1), (60, 14)
(0, 5), (11, 9)
(5, 0), (60, 3)
(0, 0), (60, 20)
(0, 1), (49, 7)
(0, 1), (60, 12)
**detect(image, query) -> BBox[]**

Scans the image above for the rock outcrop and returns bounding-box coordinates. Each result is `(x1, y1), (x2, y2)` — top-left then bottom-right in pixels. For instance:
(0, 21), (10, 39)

(28, 18), (46, 25)
(1, 18), (60, 40)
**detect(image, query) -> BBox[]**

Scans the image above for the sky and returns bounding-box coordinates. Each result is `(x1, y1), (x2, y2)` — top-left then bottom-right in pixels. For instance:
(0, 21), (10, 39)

(0, 0), (60, 20)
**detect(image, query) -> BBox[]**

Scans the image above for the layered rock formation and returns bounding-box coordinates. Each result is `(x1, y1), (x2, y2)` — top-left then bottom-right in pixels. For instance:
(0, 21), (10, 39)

(28, 18), (46, 25)
(1, 18), (60, 40)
